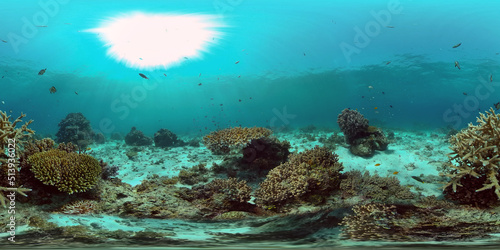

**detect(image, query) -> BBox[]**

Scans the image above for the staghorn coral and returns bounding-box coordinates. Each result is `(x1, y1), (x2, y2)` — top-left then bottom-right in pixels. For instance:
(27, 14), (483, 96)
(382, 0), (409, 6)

(0, 110), (34, 207)
(254, 146), (344, 210)
(203, 127), (272, 154)
(0, 110), (34, 162)
(27, 149), (102, 194)
(442, 108), (500, 206)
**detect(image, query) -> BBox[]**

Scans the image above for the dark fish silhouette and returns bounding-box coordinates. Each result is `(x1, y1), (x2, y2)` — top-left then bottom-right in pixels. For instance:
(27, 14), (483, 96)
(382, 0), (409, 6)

(454, 61), (460, 70)
(49, 86), (56, 93)
(139, 73), (148, 79)
(452, 43), (462, 48)
(38, 68), (47, 75)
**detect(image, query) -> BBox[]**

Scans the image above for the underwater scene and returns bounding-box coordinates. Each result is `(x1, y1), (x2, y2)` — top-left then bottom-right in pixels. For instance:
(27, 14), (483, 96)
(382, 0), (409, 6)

(1, 0), (500, 249)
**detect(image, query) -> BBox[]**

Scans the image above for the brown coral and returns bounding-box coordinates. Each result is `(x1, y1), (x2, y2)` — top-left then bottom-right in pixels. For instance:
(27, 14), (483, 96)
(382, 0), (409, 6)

(0, 110), (34, 163)
(442, 108), (500, 206)
(27, 149), (102, 194)
(254, 146), (343, 210)
(203, 127), (272, 154)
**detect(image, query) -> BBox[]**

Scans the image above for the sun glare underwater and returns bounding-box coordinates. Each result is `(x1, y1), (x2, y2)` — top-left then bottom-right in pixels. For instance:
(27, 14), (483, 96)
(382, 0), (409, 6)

(86, 12), (225, 70)
(2, 0), (500, 249)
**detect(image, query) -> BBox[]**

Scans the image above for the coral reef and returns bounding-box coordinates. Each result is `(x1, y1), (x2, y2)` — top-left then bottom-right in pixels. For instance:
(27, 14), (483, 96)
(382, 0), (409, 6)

(27, 149), (102, 194)
(254, 146), (343, 210)
(178, 163), (210, 185)
(203, 127), (272, 154)
(240, 137), (290, 171)
(125, 127), (153, 146)
(337, 109), (389, 157)
(55, 112), (94, 149)
(442, 108), (500, 206)
(154, 128), (185, 147)
(340, 170), (415, 203)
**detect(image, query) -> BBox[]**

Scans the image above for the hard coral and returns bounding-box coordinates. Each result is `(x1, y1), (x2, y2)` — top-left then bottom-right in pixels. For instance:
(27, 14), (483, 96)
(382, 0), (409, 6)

(203, 127), (272, 154)
(27, 149), (102, 194)
(254, 146), (343, 210)
(337, 108), (368, 145)
(443, 108), (500, 206)
(55, 112), (94, 149)
(58, 199), (100, 214)
(0, 110), (34, 162)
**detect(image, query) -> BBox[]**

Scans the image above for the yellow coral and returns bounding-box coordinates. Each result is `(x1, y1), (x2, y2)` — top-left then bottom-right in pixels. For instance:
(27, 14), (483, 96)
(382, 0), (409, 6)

(202, 127), (272, 154)
(444, 108), (500, 199)
(27, 149), (101, 194)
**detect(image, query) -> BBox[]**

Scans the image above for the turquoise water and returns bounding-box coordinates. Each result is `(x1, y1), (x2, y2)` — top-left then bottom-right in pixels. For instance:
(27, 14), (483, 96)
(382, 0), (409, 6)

(1, 0), (500, 249)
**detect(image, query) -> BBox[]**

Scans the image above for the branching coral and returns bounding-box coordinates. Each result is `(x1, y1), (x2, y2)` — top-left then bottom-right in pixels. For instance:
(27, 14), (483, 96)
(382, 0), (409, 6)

(27, 149), (102, 194)
(254, 146), (344, 210)
(203, 127), (272, 154)
(0, 110), (34, 207)
(0, 110), (34, 163)
(442, 108), (500, 206)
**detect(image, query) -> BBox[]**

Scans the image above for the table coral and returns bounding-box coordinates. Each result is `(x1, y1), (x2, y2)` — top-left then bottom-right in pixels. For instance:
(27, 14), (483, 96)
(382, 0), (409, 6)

(203, 127), (272, 154)
(443, 108), (500, 206)
(27, 149), (102, 194)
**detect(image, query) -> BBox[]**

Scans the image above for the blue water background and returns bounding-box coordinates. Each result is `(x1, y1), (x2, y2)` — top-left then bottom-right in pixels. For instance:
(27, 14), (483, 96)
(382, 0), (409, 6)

(0, 0), (499, 137)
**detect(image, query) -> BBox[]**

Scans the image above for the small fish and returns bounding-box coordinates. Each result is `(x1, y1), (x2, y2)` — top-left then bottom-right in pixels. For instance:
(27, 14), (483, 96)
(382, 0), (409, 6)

(38, 68), (47, 75)
(393, 171), (399, 175)
(368, 85), (373, 89)
(494, 102), (500, 110)
(1, 76), (4, 78)
(139, 58), (143, 60)
(1, 40), (7, 43)
(86, 147), (92, 151)
(164, 73), (167, 77)
(374, 107), (378, 110)
(382, 91), (385, 94)
(491, 75), (493, 82)
(220, 104), (223, 106)
(411, 176), (425, 183)
(49, 86), (57, 93)
(390, 105), (393, 108)
(235, 61), (240, 64)
(1, 100), (4, 104)
(238, 99), (241, 102)
(238, 75), (241, 78)
(454, 61), (460, 70)
(386, 61), (391, 65)
(198, 83), (202, 86)
(386, 26), (395, 28)
(199, 73), (201, 77)
(375, 163), (381, 166)
(184, 57), (189, 60)
(452, 43), (462, 48)
(463, 92), (467, 96)
(303, 52), (306, 56)
(139, 73), (148, 79)
(74, 91), (78, 95)
(361, 96), (364, 98)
